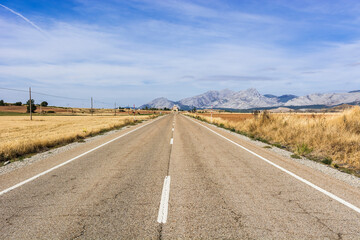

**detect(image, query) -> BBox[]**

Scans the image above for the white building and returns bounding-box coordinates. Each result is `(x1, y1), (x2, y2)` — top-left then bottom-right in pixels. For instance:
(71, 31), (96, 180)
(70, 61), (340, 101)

(172, 105), (179, 111)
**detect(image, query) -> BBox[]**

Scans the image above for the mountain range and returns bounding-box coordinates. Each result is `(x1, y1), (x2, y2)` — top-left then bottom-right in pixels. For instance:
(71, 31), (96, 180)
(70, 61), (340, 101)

(141, 88), (360, 110)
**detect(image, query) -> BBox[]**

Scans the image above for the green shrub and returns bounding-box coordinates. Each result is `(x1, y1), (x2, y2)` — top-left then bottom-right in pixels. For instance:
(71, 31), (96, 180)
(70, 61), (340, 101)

(321, 157), (332, 165)
(295, 143), (313, 156)
(291, 154), (301, 159)
(273, 142), (284, 148)
(26, 99), (37, 113)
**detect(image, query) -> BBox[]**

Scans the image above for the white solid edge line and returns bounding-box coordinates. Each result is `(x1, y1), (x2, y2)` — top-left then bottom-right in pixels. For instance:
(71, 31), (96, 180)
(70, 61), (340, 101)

(157, 176), (171, 223)
(170, 138), (174, 144)
(0, 115), (166, 196)
(186, 116), (360, 214)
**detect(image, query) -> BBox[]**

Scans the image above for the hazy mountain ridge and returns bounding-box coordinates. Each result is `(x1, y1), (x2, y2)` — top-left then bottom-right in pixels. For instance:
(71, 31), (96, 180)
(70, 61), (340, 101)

(284, 92), (360, 106)
(264, 94), (298, 103)
(179, 89), (235, 107)
(142, 97), (176, 109)
(141, 89), (360, 110)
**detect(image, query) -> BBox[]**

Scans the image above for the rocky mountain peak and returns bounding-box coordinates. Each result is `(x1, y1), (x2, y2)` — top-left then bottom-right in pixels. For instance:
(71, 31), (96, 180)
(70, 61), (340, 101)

(243, 88), (261, 96)
(141, 88), (360, 110)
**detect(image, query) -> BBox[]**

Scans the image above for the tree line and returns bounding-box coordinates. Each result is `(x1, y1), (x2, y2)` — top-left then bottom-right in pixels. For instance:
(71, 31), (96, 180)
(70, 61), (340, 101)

(0, 99), (48, 113)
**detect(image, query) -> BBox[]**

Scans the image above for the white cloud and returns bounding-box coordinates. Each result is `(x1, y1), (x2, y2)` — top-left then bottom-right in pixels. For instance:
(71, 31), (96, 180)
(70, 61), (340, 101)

(1, 1), (360, 105)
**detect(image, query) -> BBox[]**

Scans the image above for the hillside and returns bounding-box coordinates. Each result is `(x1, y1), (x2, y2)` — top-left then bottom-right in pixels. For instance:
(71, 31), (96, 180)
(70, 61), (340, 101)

(142, 88), (360, 110)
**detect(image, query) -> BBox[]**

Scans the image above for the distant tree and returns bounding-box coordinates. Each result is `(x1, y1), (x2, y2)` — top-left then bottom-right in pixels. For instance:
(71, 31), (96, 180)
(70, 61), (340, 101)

(15, 102), (22, 106)
(40, 101), (48, 107)
(192, 107), (197, 113)
(0, 100), (5, 106)
(145, 106), (149, 110)
(26, 99), (37, 113)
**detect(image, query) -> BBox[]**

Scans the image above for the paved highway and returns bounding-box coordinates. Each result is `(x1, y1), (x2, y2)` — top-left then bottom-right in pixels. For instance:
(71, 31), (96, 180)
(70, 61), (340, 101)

(0, 113), (359, 239)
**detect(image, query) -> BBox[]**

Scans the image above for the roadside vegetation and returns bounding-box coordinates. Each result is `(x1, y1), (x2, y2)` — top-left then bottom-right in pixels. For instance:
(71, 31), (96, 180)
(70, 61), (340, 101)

(187, 107), (360, 175)
(0, 115), (156, 165)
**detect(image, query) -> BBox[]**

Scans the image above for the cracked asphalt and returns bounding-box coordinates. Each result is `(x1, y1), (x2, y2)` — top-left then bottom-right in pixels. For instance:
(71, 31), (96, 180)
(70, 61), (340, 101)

(0, 113), (359, 239)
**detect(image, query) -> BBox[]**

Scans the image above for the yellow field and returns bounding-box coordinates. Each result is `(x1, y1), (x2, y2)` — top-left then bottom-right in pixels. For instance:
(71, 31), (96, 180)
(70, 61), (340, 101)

(190, 107), (360, 171)
(0, 105), (164, 115)
(0, 115), (155, 163)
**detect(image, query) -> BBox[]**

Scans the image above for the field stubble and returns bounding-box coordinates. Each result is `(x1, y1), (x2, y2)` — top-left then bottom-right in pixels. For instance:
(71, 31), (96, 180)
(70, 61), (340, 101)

(0, 115), (154, 163)
(195, 107), (360, 171)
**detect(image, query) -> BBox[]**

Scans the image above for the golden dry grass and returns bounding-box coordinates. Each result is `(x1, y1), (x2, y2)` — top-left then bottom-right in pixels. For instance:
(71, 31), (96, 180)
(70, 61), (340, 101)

(198, 113), (254, 121)
(190, 107), (360, 170)
(0, 115), (154, 162)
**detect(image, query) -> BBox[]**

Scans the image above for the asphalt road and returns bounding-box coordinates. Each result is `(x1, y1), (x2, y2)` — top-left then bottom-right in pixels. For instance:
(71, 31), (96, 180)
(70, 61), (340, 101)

(0, 113), (359, 239)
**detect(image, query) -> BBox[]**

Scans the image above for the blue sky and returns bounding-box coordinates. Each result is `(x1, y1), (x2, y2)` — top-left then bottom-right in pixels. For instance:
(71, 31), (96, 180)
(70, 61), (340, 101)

(1, 0), (360, 107)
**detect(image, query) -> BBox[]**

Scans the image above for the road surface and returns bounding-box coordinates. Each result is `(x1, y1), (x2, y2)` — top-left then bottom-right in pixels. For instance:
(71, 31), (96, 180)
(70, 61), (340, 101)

(0, 114), (359, 239)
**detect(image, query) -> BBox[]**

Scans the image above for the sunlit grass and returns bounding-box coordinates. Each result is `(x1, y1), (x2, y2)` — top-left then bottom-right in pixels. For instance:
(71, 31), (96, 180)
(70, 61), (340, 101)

(0, 115), (154, 162)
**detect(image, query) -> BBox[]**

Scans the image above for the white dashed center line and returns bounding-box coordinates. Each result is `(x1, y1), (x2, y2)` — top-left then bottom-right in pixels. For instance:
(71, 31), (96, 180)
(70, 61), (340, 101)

(157, 176), (171, 223)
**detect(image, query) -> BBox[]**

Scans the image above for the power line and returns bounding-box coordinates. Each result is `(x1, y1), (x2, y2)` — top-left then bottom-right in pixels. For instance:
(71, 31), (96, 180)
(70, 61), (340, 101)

(0, 87), (119, 107)
(0, 87), (88, 101)
(32, 91), (88, 101)
(0, 87), (28, 93)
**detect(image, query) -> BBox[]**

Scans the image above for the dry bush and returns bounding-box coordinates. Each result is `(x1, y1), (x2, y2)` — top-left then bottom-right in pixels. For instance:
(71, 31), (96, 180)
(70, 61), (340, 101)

(0, 115), (153, 162)
(189, 107), (360, 170)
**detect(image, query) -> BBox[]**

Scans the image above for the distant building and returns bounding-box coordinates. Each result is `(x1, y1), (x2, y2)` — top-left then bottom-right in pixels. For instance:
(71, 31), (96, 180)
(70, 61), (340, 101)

(172, 105), (179, 111)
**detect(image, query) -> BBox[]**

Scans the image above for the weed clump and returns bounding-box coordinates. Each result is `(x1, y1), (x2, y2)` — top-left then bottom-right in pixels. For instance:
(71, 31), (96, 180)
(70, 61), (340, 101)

(291, 154), (301, 159)
(295, 143), (313, 156)
(321, 157), (332, 165)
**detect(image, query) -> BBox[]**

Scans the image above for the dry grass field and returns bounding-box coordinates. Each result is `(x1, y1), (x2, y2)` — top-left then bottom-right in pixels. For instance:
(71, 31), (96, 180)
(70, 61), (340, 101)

(0, 115), (155, 164)
(198, 113), (254, 121)
(198, 112), (337, 122)
(0, 106), (162, 115)
(191, 107), (360, 172)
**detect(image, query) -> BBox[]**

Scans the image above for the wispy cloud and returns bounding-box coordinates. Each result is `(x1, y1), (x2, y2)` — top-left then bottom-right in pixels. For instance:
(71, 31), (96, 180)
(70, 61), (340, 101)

(0, 3), (46, 35)
(199, 75), (274, 82)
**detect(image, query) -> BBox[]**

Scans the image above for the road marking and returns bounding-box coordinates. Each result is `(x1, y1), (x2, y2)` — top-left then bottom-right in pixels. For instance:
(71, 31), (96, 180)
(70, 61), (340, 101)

(157, 176), (171, 223)
(172, 128), (174, 132)
(187, 116), (360, 214)
(170, 138), (173, 144)
(0, 116), (166, 196)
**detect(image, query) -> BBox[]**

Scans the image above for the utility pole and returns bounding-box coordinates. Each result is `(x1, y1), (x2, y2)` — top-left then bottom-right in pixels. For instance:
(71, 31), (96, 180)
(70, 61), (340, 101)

(114, 102), (116, 116)
(133, 104), (136, 121)
(91, 97), (93, 116)
(29, 87), (32, 121)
